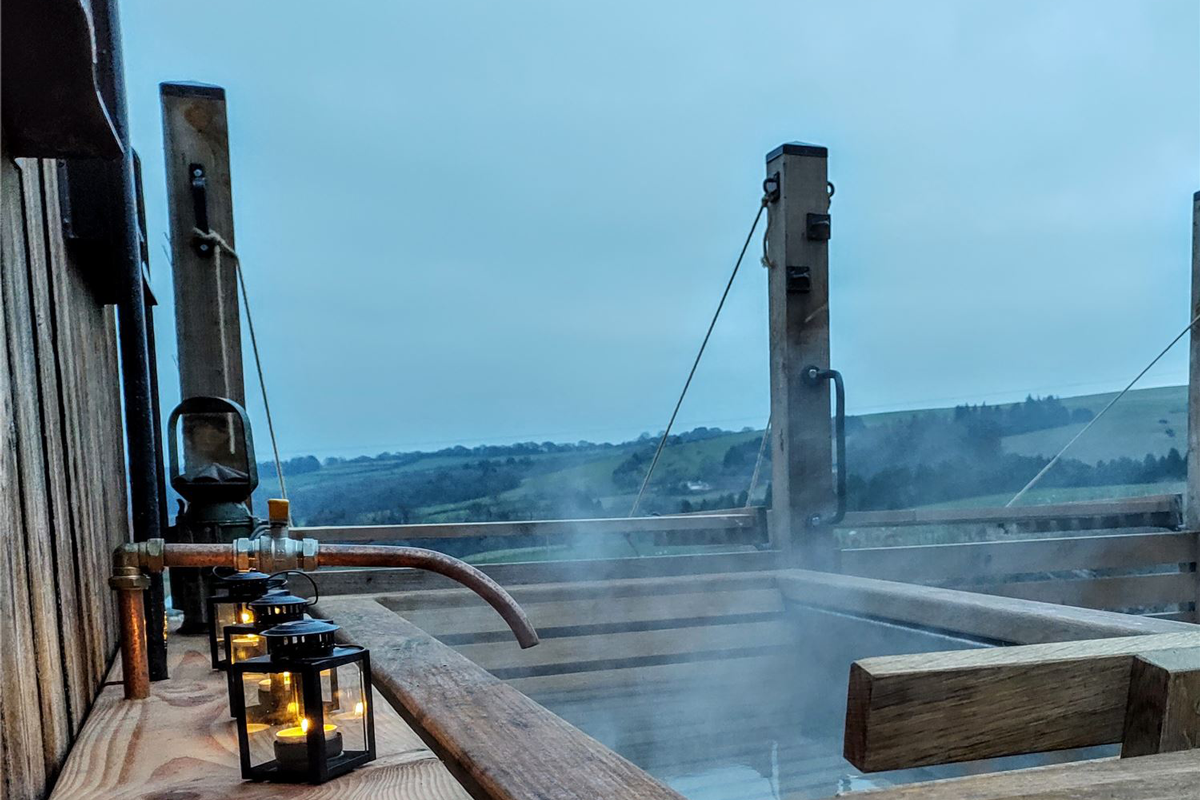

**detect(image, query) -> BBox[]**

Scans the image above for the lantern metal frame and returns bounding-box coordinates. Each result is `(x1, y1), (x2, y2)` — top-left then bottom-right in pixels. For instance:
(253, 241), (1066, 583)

(229, 620), (376, 784)
(224, 575), (316, 716)
(207, 570), (283, 670)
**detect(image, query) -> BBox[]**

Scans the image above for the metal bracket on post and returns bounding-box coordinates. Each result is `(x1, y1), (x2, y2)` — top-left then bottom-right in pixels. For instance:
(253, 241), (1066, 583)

(189, 162), (212, 257)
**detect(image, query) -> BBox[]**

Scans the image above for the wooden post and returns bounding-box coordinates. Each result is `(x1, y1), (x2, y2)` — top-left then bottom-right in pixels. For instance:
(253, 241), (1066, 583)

(764, 143), (834, 565)
(161, 82), (245, 629)
(1188, 191), (1200, 531)
(1121, 646), (1200, 757)
(160, 81), (245, 406)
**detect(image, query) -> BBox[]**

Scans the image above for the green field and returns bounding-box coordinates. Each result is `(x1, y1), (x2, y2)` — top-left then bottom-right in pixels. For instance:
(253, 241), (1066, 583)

(265, 384), (1189, 526)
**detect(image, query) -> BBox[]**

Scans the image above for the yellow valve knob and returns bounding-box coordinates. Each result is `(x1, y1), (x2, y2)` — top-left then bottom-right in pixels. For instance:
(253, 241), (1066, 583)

(268, 498), (290, 522)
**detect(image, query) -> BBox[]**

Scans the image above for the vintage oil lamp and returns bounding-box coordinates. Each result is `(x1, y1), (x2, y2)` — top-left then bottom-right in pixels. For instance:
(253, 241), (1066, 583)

(229, 619), (376, 783)
(168, 396), (261, 633)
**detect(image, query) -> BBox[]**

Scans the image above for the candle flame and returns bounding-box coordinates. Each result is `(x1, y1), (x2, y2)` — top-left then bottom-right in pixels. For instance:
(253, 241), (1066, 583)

(354, 701), (364, 716)
(240, 610), (253, 624)
(300, 717), (310, 733)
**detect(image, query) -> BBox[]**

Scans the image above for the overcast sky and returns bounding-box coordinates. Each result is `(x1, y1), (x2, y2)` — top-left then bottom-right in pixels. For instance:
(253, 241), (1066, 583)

(122, 1), (1200, 459)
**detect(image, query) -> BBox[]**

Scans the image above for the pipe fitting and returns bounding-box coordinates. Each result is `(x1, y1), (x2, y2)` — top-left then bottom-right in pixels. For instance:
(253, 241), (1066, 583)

(233, 538), (253, 572)
(109, 565), (150, 592)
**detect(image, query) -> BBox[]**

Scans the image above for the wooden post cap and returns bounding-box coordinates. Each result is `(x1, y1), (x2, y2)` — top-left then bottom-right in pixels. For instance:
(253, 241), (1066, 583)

(268, 498), (289, 522)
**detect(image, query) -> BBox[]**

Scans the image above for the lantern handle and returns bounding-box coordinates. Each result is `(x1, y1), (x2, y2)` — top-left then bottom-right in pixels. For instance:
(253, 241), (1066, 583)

(268, 569), (320, 608)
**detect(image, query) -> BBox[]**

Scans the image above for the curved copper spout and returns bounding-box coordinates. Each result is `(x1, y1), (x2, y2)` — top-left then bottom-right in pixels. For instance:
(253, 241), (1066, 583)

(319, 544), (539, 649)
(112, 538), (539, 699)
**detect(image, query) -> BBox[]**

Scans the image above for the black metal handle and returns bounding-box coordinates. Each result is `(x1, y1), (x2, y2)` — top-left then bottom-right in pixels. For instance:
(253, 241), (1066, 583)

(802, 366), (846, 526)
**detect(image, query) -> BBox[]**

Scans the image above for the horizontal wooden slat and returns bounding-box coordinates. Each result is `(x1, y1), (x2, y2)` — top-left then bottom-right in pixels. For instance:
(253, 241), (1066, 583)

(312, 550), (785, 595)
(455, 619), (793, 674)
(838, 494), (1182, 529)
(976, 572), (1196, 611)
(842, 532), (1198, 583)
(314, 596), (686, 800)
(776, 570), (1196, 645)
(844, 631), (1200, 772)
(387, 588), (783, 640)
(299, 510), (764, 542)
(817, 748), (1200, 800)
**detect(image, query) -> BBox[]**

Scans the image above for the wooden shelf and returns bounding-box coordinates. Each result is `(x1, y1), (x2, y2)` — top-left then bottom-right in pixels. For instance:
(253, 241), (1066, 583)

(49, 627), (470, 799)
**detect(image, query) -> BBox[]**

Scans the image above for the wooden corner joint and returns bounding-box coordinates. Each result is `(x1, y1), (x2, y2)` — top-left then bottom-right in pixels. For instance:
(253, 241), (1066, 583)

(1121, 646), (1200, 758)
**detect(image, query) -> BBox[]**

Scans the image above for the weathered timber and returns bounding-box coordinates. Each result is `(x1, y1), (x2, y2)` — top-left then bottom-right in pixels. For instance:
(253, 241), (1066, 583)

(776, 569), (1195, 645)
(844, 631), (1200, 772)
(1189, 191), (1200, 531)
(816, 748), (1200, 800)
(841, 532), (1197, 584)
(299, 510), (763, 542)
(315, 596), (687, 800)
(49, 629), (471, 800)
(312, 550), (785, 595)
(974, 572), (1196, 612)
(765, 142), (834, 560)
(1122, 646), (1200, 757)
(161, 81), (245, 406)
(839, 493), (1183, 529)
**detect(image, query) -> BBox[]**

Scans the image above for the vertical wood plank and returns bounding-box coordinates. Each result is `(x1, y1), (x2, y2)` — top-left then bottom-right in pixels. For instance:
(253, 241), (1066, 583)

(10, 159), (74, 776)
(1121, 646), (1200, 757)
(1188, 190), (1199, 532)
(160, 82), (245, 406)
(0, 154), (49, 800)
(36, 160), (95, 727)
(764, 143), (834, 565)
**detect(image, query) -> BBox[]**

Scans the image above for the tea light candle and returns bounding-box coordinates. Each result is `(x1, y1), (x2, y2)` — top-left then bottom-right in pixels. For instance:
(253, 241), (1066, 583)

(229, 634), (262, 664)
(273, 719), (341, 770)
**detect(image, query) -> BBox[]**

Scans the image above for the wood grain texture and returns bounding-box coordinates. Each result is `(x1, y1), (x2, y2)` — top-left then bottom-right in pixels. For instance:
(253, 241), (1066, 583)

(1121, 646), (1200, 757)
(315, 596), (687, 800)
(765, 145), (833, 560)
(160, 82), (245, 406)
(49, 629), (470, 800)
(816, 749), (1200, 800)
(844, 631), (1200, 772)
(777, 569), (1196, 645)
(841, 532), (1198, 584)
(0, 145), (131, 800)
(1189, 191), (1200, 532)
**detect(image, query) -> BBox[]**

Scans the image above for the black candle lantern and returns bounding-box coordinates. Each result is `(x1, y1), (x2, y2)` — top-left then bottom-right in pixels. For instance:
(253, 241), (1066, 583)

(208, 570), (283, 670)
(224, 583), (314, 716)
(229, 619), (376, 783)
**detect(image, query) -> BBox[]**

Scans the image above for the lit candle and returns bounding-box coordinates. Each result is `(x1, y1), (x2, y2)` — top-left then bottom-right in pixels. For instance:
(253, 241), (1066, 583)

(273, 718), (342, 770)
(229, 634), (262, 664)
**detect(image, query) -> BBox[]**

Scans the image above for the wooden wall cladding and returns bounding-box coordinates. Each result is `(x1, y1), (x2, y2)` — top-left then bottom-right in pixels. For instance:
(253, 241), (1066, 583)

(1, 151), (130, 800)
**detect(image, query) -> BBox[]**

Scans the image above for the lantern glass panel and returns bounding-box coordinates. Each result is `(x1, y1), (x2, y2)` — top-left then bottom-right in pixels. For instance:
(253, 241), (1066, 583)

(327, 663), (369, 756)
(211, 600), (255, 667)
(225, 625), (267, 666)
(178, 410), (250, 481)
(239, 670), (313, 771)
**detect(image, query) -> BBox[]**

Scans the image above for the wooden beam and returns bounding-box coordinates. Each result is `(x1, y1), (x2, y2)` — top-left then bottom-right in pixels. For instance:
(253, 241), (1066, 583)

(812, 749), (1200, 800)
(1121, 646), (1200, 758)
(764, 142), (834, 562)
(843, 630), (1200, 772)
(777, 569), (1195, 645)
(841, 532), (1197, 584)
(311, 550), (785, 595)
(839, 493), (1183, 530)
(1188, 190), (1200, 531)
(298, 510), (764, 542)
(161, 82), (245, 406)
(314, 596), (686, 800)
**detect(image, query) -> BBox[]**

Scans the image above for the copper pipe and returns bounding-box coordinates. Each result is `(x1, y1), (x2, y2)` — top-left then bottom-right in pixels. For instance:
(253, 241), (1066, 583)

(320, 544), (540, 649)
(112, 539), (539, 699)
(114, 580), (150, 699)
(161, 544), (236, 569)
